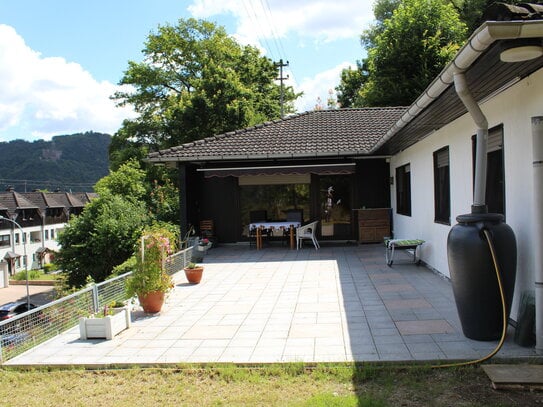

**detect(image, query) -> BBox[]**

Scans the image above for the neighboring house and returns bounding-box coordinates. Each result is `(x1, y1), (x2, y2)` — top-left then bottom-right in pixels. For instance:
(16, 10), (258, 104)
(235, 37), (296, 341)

(148, 10), (543, 340)
(0, 189), (96, 287)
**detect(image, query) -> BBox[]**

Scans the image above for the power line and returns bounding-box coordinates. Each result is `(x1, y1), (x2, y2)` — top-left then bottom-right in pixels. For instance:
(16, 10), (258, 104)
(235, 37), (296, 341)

(0, 178), (95, 192)
(241, 0), (277, 61)
(259, 0), (284, 60)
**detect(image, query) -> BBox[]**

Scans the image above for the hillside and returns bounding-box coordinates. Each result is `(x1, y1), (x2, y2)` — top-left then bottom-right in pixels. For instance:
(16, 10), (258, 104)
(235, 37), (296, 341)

(0, 132), (111, 192)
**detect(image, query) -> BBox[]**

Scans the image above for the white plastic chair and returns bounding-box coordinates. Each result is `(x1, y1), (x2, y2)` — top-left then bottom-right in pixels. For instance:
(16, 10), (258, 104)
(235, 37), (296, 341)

(296, 220), (320, 250)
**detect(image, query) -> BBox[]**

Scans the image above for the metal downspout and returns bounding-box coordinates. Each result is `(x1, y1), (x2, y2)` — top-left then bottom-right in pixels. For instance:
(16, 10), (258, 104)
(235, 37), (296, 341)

(453, 72), (489, 211)
(531, 117), (543, 354)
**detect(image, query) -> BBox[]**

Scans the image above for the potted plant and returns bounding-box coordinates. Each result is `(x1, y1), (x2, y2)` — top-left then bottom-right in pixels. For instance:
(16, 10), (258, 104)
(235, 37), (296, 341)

(79, 301), (131, 340)
(126, 225), (177, 313)
(184, 262), (204, 284)
(191, 237), (212, 262)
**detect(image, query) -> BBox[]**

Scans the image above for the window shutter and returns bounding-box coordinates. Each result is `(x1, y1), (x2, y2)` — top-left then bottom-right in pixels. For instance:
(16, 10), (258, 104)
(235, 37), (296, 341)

(436, 149), (449, 168)
(487, 128), (503, 153)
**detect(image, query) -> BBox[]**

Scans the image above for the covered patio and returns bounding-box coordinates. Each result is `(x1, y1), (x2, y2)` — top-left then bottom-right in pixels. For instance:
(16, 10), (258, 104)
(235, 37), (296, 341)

(5, 243), (538, 366)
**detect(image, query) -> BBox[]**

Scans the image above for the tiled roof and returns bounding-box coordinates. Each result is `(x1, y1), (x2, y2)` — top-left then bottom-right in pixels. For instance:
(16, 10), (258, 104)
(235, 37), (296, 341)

(0, 191), (94, 215)
(148, 108), (408, 162)
(23, 192), (65, 209)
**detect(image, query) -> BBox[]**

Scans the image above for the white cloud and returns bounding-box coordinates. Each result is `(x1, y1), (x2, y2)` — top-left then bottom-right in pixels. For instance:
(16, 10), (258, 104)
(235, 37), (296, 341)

(293, 61), (354, 112)
(188, 0), (374, 47)
(187, 1), (370, 114)
(0, 24), (135, 141)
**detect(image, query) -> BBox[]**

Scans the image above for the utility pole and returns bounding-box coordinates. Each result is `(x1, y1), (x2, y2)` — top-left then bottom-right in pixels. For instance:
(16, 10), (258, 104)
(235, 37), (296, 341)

(275, 59), (289, 118)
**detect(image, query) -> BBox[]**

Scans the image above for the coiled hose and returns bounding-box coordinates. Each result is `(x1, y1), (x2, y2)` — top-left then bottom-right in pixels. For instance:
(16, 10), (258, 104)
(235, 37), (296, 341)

(432, 228), (507, 368)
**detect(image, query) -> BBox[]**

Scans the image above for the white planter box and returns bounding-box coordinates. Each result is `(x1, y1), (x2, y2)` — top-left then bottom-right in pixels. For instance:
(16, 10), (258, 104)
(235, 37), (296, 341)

(79, 307), (131, 340)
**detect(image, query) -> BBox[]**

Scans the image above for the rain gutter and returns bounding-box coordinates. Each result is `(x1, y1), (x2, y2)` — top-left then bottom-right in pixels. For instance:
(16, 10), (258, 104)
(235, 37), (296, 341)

(370, 20), (543, 153)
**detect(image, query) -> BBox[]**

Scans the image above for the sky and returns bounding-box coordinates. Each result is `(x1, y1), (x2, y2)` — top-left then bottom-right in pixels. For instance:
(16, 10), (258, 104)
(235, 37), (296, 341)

(0, 0), (374, 142)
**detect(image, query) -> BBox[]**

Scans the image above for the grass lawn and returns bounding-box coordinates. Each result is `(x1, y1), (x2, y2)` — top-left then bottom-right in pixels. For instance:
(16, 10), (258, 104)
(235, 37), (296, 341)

(11, 269), (58, 281)
(0, 363), (540, 406)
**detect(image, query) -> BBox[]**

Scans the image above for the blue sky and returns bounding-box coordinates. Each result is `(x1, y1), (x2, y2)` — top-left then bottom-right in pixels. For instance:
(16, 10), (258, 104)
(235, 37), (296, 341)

(0, 0), (373, 142)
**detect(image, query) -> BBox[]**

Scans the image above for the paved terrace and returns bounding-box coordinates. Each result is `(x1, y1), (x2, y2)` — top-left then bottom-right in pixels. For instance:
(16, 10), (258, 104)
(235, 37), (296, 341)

(5, 243), (540, 366)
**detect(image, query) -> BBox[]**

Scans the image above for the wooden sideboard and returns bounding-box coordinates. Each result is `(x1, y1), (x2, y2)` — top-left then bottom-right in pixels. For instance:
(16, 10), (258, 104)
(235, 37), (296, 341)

(355, 208), (391, 243)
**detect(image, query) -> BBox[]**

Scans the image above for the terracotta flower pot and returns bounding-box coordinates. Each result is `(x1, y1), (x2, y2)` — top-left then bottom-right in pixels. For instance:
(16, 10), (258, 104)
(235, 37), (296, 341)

(138, 290), (165, 313)
(184, 266), (204, 284)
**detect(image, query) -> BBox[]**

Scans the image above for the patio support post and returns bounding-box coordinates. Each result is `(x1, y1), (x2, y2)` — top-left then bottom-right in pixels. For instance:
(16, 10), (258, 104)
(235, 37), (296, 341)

(178, 163), (189, 238)
(531, 116), (543, 354)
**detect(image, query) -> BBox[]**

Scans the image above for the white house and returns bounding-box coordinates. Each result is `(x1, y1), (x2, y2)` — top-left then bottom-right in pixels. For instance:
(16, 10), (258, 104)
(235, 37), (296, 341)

(0, 190), (96, 288)
(378, 14), (543, 350)
(148, 7), (543, 352)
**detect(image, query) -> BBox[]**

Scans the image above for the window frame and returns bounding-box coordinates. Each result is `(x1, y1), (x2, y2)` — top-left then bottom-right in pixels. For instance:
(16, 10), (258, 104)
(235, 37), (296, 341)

(472, 125), (505, 216)
(395, 163), (412, 216)
(433, 146), (451, 225)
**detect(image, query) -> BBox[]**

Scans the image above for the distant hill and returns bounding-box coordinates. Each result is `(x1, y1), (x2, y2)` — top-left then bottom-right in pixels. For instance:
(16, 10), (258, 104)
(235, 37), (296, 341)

(0, 132), (111, 192)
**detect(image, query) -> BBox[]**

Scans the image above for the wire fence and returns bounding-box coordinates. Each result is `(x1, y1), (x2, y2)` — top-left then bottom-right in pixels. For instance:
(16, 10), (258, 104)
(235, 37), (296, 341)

(0, 247), (193, 364)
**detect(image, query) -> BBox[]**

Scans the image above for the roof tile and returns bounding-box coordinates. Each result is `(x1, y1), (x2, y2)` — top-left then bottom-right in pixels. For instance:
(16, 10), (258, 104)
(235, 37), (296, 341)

(148, 108), (407, 162)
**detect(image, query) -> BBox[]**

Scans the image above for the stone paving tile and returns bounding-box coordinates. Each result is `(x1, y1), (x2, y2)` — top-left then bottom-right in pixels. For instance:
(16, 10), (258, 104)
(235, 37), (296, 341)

(4, 244), (541, 366)
(396, 320), (456, 335)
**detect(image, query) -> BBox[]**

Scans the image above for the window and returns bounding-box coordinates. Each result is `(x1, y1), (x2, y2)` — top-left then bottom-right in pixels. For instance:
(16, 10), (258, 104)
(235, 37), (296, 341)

(396, 163), (411, 216)
(472, 125), (505, 215)
(45, 230), (49, 240)
(51, 229), (55, 239)
(433, 147), (450, 224)
(0, 234), (10, 247)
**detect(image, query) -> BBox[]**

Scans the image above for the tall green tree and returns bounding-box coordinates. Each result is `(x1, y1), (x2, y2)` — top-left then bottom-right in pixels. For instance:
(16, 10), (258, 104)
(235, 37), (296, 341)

(94, 159), (147, 203)
(56, 159), (181, 288)
(56, 194), (149, 287)
(362, 0), (467, 106)
(337, 0), (524, 108)
(111, 18), (299, 169)
(336, 61), (368, 108)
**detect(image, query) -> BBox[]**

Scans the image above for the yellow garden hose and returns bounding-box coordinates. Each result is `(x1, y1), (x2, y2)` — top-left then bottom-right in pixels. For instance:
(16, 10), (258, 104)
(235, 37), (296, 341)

(432, 228), (507, 368)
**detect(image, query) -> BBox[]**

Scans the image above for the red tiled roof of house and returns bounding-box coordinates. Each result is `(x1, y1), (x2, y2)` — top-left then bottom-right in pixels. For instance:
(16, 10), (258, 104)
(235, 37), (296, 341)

(148, 108), (408, 162)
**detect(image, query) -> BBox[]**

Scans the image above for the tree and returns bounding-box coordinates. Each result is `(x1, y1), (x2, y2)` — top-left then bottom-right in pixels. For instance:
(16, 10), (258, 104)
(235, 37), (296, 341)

(111, 18), (299, 169)
(56, 157), (182, 288)
(449, 0), (519, 34)
(56, 194), (149, 287)
(361, 0), (467, 107)
(337, 0), (525, 108)
(336, 61), (368, 108)
(94, 159), (147, 203)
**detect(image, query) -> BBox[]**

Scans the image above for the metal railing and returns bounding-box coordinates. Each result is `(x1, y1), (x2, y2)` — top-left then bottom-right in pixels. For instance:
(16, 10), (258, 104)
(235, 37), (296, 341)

(0, 247), (193, 363)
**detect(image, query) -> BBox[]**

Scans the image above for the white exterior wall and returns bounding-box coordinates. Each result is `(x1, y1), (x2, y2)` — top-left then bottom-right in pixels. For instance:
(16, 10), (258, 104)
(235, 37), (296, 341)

(390, 68), (543, 318)
(0, 221), (65, 276)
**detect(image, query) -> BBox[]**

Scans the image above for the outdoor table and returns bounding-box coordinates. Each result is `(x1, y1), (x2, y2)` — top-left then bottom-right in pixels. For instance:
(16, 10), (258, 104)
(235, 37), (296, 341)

(249, 221), (301, 249)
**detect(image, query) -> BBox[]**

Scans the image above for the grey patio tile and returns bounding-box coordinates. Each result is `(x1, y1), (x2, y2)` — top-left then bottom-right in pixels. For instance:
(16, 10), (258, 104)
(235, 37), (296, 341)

(5, 244), (540, 367)
(370, 327), (400, 336)
(372, 334), (404, 345)
(388, 310), (417, 321)
(171, 339), (204, 348)
(182, 325), (239, 339)
(402, 334), (435, 344)
(155, 328), (188, 340)
(396, 320), (455, 335)
(260, 329), (290, 339)
(288, 323), (342, 338)
(437, 341), (481, 357)
(406, 342), (441, 354)
(410, 352), (447, 361)
(367, 318), (396, 330)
